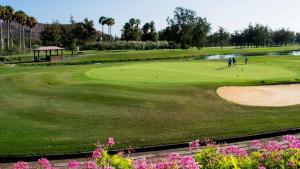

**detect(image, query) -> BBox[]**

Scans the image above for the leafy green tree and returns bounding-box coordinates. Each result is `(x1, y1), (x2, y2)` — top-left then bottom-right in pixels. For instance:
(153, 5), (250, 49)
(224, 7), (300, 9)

(141, 21), (158, 41)
(121, 18), (142, 41)
(40, 22), (62, 46)
(272, 28), (295, 46)
(208, 33), (219, 47)
(192, 17), (211, 50)
(252, 24), (271, 47)
(167, 7), (198, 49)
(216, 27), (230, 48)
(230, 31), (244, 48)
(295, 33), (300, 45)
(41, 18), (97, 48)
(158, 25), (179, 42)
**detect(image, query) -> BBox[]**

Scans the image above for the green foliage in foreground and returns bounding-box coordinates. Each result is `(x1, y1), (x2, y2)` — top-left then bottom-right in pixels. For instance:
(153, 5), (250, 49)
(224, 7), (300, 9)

(0, 56), (300, 156)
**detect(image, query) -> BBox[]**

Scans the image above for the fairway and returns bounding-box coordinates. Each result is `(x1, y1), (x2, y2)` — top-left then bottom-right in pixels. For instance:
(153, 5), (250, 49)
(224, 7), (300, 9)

(0, 56), (300, 156)
(86, 62), (296, 84)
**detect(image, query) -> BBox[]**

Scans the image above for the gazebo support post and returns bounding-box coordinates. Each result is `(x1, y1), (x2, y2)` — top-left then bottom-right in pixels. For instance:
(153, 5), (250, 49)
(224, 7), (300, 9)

(38, 51), (40, 61)
(34, 51), (36, 62)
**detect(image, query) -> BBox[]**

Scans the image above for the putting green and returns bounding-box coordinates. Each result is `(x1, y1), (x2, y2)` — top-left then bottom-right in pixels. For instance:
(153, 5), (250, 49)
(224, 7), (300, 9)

(85, 61), (296, 84)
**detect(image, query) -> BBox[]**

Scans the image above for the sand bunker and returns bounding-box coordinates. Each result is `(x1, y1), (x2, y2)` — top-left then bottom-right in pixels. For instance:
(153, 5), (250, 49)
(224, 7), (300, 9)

(217, 84), (300, 107)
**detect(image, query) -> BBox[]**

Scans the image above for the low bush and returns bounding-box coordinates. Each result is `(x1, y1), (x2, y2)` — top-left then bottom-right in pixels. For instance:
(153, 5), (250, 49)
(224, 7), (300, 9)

(13, 135), (300, 169)
(81, 41), (172, 51)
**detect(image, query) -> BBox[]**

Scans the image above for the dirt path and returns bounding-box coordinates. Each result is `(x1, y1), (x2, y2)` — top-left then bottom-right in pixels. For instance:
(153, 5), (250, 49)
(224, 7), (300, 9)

(217, 84), (300, 107)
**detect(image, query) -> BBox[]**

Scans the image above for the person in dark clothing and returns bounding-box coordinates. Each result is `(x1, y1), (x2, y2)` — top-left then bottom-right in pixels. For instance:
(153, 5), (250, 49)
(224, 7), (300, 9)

(228, 57), (232, 67)
(232, 56), (236, 66)
(245, 56), (249, 65)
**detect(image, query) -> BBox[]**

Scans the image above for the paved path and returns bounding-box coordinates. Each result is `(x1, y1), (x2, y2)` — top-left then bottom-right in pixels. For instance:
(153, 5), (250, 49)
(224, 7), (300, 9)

(1, 134), (299, 169)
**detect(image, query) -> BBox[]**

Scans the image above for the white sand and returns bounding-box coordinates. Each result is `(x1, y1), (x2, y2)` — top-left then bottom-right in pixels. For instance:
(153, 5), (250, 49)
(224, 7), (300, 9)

(217, 84), (300, 107)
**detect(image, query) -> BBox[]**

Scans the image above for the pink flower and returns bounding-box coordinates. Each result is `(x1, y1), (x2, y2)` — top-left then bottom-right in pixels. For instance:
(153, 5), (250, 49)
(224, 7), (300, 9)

(107, 137), (115, 146)
(92, 148), (102, 159)
(168, 153), (180, 162)
(179, 156), (199, 169)
(219, 146), (247, 156)
(83, 161), (97, 169)
(250, 140), (263, 149)
(104, 166), (114, 169)
(283, 135), (298, 143)
(264, 141), (283, 152)
(133, 159), (147, 169)
(259, 166), (266, 169)
(67, 160), (79, 169)
(189, 140), (200, 151)
(38, 158), (51, 168)
(156, 162), (169, 169)
(13, 161), (29, 169)
(289, 141), (300, 149)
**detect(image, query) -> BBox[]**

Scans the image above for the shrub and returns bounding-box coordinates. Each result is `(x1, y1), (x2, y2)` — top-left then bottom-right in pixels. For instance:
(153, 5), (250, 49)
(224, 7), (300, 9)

(91, 41), (171, 51)
(12, 135), (300, 169)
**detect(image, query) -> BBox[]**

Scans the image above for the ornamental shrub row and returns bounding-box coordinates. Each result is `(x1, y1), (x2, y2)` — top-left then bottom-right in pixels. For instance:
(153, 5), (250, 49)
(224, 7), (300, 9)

(13, 135), (300, 169)
(82, 41), (174, 51)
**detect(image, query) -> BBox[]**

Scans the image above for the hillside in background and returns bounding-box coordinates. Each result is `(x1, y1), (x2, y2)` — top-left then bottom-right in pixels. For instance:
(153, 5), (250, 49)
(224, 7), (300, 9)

(1, 21), (44, 41)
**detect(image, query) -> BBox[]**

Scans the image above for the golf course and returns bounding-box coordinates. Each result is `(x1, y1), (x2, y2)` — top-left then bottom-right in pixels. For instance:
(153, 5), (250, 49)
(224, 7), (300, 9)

(1, 50), (300, 156)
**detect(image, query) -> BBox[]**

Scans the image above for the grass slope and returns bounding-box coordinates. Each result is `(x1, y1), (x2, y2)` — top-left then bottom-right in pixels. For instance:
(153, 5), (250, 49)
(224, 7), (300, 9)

(0, 55), (300, 156)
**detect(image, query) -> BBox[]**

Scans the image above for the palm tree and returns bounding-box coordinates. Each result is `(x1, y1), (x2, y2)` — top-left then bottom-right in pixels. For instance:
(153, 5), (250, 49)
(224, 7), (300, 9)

(99, 16), (106, 42)
(27, 16), (37, 50)
(0, 5), (4, 51)
(21, 14), (28, 52)
(3, 6), (14, 49)
(14, 10), (25, 52)
(106, 18), (115, 42)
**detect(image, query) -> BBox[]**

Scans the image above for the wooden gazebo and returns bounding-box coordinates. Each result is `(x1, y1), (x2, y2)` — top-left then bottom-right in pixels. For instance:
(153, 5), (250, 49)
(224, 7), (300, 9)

(33, 46), (65, 62)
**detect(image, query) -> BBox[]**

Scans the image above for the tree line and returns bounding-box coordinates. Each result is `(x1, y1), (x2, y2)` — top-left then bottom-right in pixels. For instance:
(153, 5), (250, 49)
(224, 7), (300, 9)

(8, 5), (300, 52)
(0, 5), (38, 53)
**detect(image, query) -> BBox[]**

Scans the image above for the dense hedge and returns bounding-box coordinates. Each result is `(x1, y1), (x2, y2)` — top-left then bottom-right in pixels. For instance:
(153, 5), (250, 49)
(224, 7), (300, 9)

(82, 41), (173, 50)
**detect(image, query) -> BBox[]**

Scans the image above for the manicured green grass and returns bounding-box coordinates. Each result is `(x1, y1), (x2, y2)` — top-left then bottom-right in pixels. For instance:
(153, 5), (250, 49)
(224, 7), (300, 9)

(86, 62), (295, 84)
(0, 55), (300, 156)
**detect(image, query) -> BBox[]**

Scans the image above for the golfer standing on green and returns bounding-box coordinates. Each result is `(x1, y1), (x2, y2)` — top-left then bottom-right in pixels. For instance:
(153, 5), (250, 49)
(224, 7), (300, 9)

(228, 57), (232, 67)
(245, 56), (249, 65)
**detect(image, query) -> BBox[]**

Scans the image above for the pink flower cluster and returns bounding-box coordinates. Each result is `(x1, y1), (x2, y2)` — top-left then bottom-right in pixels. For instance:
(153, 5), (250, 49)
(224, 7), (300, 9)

(189, 140), (200, 151)
(82, 161), (98, 169)
(92, 148), (102, 159)
(107, 137), (115, 146)
(13, 161), (29, 169)
(284, 134), (300, 149)
(219, 145), (247, 156)
(11, 135), (300, 169)
(250, 140), (263, 149)
(264, 141), (284, 152)
(133, 159), (147, 169)
(38, 158), (52, 168)
(133, 154), (199, 169)
(67, 160), (79, 169)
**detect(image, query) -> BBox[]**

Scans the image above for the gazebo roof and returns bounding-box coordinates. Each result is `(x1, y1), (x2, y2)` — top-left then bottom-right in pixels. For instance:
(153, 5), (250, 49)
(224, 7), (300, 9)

(33, 46), (65, 51)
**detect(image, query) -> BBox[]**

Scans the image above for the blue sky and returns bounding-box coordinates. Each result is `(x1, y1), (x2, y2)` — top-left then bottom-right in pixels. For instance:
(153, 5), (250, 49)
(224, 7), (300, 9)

(1, 0), (300, 36)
